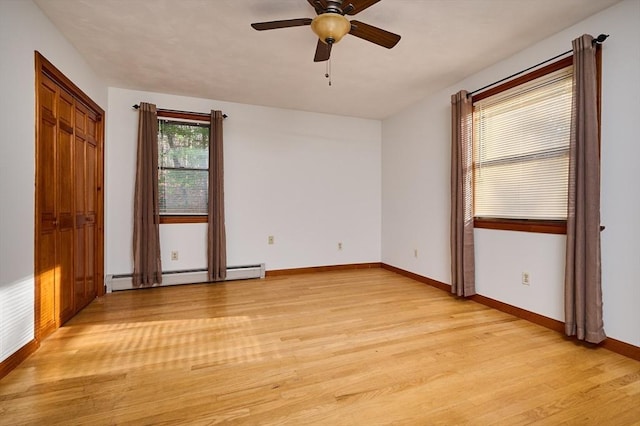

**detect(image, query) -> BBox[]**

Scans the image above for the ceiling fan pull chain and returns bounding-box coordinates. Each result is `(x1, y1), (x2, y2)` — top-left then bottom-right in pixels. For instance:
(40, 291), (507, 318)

(325, 58), (332, 86)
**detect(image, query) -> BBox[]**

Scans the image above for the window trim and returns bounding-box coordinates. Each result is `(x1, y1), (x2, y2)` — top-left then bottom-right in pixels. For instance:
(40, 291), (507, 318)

(471, 48), (601, 235)
(474, 218), (567, 234)
(472, 56), (573, 103)
(160, 215), (207, 224)
(157, 110), (210, 224)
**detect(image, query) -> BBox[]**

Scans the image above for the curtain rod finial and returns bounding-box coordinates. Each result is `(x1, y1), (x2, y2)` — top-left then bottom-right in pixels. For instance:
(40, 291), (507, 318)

(594, 34), (609, 44)
(132, 104), (140, 110)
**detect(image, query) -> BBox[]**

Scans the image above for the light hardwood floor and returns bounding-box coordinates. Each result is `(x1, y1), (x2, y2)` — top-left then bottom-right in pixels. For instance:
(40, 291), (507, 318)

(1, 269), (639, 425)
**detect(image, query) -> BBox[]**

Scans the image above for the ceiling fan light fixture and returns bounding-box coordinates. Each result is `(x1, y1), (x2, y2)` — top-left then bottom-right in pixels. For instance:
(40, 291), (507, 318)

(311, 13), (350, 44)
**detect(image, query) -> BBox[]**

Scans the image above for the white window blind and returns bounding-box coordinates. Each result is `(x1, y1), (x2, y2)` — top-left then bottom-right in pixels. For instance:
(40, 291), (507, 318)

(473, 65), (573, 220)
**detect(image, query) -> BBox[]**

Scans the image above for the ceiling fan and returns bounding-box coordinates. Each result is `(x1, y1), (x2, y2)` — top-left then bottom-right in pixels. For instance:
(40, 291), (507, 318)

(251, 0), (401, 62)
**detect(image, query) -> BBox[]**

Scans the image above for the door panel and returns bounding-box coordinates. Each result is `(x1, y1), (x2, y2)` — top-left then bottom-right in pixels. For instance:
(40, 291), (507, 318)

(86, 222), (96, 301)
(73, 103), (101, 310)
(85, 137), (97, 302)
(57, 132), (75, 322)
(74, 126), (86, 309)
(57, 89), (75, 322)
(36, 76), (58, 337)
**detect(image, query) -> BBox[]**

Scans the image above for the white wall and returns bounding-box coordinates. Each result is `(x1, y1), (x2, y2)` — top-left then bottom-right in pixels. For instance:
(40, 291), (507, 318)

(106, 88), (381, 275)
(382, 0), (640, 347)
(382, 95), (451, 284)
(0, 0), (107, 362)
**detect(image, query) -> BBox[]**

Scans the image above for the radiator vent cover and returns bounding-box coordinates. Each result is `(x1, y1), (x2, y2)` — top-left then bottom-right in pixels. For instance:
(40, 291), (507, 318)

(105, 264), (265, 292)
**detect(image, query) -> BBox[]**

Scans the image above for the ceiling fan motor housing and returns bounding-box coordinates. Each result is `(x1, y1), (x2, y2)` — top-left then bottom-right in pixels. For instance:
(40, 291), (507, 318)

(311, 13), (351, 44)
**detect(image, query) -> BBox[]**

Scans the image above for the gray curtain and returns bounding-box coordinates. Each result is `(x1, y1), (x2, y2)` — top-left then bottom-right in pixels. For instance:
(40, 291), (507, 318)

(450, 90), (476, 297)
(133, 102), (162, 286)
(564, 34), (606, 344)
(208, 110), (227, 281)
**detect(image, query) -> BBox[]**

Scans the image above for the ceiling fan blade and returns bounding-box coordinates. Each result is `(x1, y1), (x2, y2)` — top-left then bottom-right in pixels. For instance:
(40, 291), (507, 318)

(349, 20), (401, 48)
(251, 18), (312, 31)
(313, 39), (332, 62)
(345, 0), (381, 15)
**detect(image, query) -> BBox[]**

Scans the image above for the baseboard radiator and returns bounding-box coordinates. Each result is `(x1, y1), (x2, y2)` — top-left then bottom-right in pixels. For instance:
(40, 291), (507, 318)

(105, 264), (265, 293)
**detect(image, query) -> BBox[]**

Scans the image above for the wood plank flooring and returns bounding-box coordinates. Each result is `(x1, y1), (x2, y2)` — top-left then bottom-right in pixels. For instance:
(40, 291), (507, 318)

(1, 269), (639, 425)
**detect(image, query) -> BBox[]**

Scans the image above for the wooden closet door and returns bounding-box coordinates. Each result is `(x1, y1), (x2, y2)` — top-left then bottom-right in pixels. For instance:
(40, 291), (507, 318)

(84, 109), (99, 304)
(36, 75), (75, 328)
(73, 103), (98, 311)
(35, 52), (105, 341)
(36, 74), (59, 338)
(56, 88), (76, 324)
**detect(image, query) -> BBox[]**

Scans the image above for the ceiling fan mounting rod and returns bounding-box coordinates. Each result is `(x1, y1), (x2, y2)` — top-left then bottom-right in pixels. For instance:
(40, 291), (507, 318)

(323, 0), (352, 15)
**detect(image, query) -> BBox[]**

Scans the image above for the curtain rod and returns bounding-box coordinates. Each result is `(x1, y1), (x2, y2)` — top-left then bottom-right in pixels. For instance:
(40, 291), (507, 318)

(132, 104), (228, 119)
(468, 34), (609, 97)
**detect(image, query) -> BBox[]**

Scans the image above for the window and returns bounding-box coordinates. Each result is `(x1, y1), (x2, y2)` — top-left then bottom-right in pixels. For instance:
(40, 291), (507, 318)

(157, 113), (210, 223)
(472, 57), (579, 234)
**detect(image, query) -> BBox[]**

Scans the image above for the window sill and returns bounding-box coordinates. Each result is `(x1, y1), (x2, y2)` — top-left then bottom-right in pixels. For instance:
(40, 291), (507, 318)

(160, 215), (207, 224)
(474, 218), (567, 235)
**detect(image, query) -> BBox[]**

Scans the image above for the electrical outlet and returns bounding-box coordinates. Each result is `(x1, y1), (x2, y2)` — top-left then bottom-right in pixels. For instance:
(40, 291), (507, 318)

(338, 242), (343, 250)
(522, 272), (530, 286)
(171, 251), (179, 261)
(268, 235), (274, 245)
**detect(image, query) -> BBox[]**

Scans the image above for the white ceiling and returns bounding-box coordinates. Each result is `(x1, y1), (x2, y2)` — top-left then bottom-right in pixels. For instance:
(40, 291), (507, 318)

(34, 0), (620, 120)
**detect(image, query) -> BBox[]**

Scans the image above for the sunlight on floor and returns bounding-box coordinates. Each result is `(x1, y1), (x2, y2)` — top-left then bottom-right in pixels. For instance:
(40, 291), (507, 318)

(43, 316), (279, 378)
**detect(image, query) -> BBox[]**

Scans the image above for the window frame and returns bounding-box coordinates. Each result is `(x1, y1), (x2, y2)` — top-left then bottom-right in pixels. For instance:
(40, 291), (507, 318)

(471, 48), (601, 234)
(157, 110), (211, 224)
